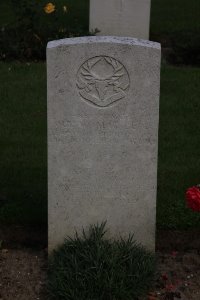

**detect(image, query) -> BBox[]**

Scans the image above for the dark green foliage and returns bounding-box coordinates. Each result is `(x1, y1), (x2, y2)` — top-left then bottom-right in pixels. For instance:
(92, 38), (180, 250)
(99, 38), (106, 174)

(48, 223), (155, 300)
(169, 30), (200, 66)
(151, 0), (200, 37)
(1, 0), (200, 64)
(0, 0), (90, 60)
(150, 0), (200, 66)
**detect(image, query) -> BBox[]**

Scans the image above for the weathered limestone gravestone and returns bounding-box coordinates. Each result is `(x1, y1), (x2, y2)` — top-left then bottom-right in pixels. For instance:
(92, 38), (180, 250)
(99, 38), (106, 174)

(90, 0), (151, 39)
(47, 36), (161, 252)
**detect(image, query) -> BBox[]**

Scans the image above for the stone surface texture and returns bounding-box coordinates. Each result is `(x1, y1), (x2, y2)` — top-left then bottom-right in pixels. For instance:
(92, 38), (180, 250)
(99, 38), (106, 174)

(90, 0), (151, 39)
(47, 36), (161, 252)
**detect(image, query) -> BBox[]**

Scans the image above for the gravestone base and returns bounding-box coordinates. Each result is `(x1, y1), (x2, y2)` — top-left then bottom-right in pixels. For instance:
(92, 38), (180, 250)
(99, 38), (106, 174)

(47, 37), (161, 252)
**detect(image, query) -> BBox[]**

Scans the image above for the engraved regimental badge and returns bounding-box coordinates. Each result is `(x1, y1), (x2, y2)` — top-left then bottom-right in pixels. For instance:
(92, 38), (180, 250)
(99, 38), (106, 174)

(77, 56), (130, 107)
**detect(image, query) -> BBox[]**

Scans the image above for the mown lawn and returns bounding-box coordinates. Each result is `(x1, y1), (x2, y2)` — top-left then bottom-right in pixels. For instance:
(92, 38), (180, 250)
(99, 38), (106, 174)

(157, 65), (200, 228)
(0, 62), (47, 225)
(0, 63), (200, 228)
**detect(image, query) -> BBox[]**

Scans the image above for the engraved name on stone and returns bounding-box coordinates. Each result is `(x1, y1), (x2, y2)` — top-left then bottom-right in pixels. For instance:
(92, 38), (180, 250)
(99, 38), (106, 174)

(76, 56), (130, 107)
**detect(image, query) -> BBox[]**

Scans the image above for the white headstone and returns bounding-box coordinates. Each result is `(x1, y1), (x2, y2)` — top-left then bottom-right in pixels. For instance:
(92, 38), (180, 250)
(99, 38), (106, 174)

(90, 0), (151, 39)
(47, 36), (161, 252)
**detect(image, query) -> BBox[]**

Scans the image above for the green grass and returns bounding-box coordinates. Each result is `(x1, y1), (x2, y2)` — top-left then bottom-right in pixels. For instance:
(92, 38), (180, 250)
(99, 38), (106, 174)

(0, 62), (200, 229)
(48, 223), (155, 300)
(0, 62), (47, 225)
(157, 65), (200, 228)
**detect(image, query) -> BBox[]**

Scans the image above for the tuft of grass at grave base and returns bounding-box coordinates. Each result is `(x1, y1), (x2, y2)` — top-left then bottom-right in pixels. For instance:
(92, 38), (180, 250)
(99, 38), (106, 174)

(48, 223), (155, 300)
(0, 62), (200, 229)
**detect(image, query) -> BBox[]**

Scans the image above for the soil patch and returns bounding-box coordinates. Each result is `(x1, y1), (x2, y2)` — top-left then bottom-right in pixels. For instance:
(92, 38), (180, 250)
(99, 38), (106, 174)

(1, 226), (199, 252)
(149, 250), (200, 300)
(0, 225), (47, 249)
(156, 229), (200, 252)
(0, 248), (199, 300)
(0, 248), (47, 300)
(0, 227), (199, 300)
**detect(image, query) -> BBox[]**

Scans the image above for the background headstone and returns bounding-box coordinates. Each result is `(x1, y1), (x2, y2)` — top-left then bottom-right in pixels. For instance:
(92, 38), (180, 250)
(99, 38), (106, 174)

(90, 0), (151, 39)
(47, 36), (161, 252)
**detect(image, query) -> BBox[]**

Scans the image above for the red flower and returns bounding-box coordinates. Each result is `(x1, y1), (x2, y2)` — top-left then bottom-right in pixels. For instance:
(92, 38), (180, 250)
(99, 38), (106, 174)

(186, 186), (200, 212)
(161, 273), (168, 281)
(171, 251), (178, 258)
(165, 284), (176, 291)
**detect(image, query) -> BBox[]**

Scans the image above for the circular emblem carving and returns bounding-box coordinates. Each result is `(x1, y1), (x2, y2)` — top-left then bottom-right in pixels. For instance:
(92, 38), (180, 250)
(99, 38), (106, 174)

(77, 56), (130, 107)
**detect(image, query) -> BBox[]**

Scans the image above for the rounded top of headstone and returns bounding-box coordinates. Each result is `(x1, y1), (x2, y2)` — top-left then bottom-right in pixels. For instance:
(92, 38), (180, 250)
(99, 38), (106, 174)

(47, 36), (161, 50)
